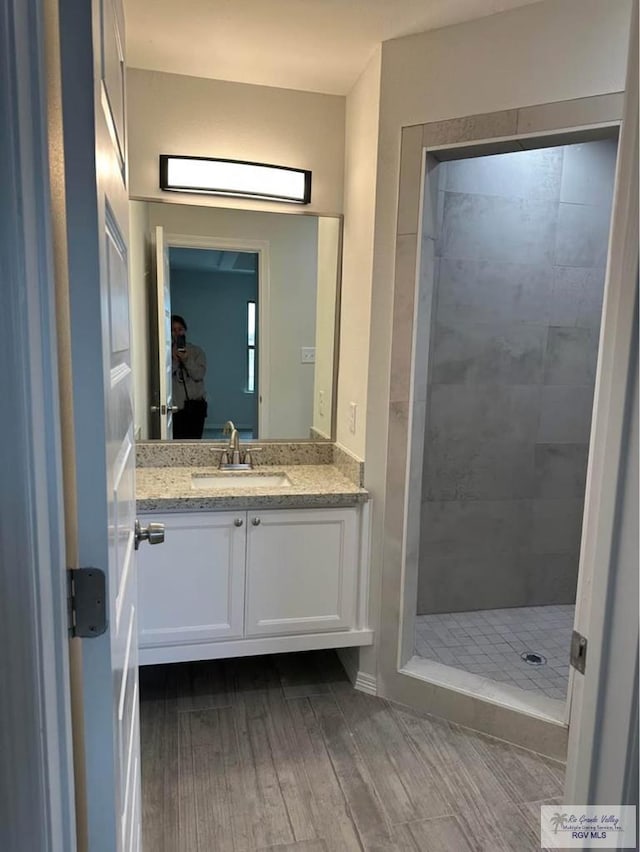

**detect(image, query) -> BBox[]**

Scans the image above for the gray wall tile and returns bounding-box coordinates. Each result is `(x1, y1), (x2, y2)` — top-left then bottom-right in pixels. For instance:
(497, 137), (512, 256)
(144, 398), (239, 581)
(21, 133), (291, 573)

(543, 327), (599, 386)
(554, 202), (612, 268)
(444, 147), (563, 201)
(422, 156), (445, 240)
(547, 267), (605, 328)
(422, 109), (518, 148)
(413, 237), (437, 403)
(417, 551), (528, 614)
(420, 499), (532, 557)
(534, 443), (589, 499)
(431, 322), (546, 385)
(390, 234), (418, 403)
(424, 440), (535, 501)
(416, 139), (613, 614)
(537, 386), (594, 443)
(516, 93), (623, 135)
(398, 124), (426, 236)
(559, 139), (618, 207)
(436, 260), (552, 325)
(427, 385), (540, 443)
(531, 499), (583, 555)
(440, 192), (557, 265)
(523, 553), (579, 607)
(418, 549), (579, 613)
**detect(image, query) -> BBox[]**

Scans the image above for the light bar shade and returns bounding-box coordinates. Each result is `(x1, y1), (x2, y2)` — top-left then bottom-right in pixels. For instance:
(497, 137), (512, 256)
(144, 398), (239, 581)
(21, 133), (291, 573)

(159, 155), (312, 204)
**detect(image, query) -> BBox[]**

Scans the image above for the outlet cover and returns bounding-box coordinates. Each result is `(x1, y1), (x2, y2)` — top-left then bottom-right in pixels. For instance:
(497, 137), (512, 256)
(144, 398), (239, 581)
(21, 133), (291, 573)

(301, 347), (316, 364)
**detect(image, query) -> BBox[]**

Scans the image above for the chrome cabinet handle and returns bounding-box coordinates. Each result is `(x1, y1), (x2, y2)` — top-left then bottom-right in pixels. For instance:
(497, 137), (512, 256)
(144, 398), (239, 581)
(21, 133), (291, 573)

(251, 517), (261, 526)
(134, 519), (165, 550)
(234, 518), (244, 527)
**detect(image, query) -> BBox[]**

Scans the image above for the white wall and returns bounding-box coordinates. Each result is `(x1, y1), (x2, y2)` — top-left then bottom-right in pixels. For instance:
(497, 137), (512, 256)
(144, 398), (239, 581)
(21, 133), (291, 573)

(129, 200), (150, 439)
(362, 0), (632, 684)
(146, 202), (320, 438)
(313, 217), (340, 439)
(127, 69), (345, 216)
(336, 47), (382, 458)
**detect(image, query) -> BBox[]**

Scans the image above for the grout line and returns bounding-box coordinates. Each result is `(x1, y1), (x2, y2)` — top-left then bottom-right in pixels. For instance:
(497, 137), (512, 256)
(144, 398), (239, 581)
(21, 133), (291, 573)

(389, 811), (458, 828)
(175, 703), (235, 714)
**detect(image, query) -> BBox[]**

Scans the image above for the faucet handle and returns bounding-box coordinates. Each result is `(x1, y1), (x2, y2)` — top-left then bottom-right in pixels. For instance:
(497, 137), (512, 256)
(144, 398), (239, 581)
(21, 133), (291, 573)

(213, 449), (229, 468)
(243, 447), (262, 467)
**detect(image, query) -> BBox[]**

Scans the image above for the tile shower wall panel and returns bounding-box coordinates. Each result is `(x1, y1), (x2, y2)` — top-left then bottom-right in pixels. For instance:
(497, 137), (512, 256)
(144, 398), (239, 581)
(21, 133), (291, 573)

(418, 140), (617, 614)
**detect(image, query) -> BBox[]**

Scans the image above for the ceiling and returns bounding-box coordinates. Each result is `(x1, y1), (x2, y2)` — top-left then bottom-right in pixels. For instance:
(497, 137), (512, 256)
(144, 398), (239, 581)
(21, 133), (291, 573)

(125, 0), (543, 96)
(170, 247), (258, 275)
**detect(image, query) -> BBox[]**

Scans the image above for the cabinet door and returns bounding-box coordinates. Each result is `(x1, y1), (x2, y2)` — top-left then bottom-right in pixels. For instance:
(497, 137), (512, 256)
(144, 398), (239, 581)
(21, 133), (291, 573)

(245, 507), (358, 637)
(137, 512), (245, 647)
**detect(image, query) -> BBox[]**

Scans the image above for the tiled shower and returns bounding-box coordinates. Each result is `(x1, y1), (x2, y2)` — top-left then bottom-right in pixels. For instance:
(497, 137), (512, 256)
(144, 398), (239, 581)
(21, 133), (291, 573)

(416, 139), (617, 700)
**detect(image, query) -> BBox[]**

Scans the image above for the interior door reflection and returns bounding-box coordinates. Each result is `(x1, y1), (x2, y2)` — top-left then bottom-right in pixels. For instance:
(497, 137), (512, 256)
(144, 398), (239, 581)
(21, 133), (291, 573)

(169, 247), (259, 440)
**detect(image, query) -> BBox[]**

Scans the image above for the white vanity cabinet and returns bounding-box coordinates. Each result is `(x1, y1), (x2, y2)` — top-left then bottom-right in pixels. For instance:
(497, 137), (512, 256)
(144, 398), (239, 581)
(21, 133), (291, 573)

(245, 507), (357, 637)
(137, 504), (371, 664)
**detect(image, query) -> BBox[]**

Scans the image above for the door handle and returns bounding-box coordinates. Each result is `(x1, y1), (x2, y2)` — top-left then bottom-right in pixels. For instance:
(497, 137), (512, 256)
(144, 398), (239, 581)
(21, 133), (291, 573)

(251, 517), (261, 526)
(135, 519), (165, 550)
(151, 404), (177, 416)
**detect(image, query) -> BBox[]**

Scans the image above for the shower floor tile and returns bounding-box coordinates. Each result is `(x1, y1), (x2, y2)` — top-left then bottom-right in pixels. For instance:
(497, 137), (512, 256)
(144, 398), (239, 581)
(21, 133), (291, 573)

(415, 604), (575, 700)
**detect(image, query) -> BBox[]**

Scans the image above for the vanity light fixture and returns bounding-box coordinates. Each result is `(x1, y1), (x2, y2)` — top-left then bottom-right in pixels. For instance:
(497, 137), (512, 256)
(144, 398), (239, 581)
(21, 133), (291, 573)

(159, 155), (312, 204)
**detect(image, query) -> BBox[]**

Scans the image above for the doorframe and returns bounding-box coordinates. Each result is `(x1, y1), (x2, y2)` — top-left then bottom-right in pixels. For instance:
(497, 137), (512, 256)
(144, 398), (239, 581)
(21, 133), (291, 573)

(163, 233), (271, 438)
(0, 0), (76, 847)
(564, 4), (638, 802)
(377, 92), (627, 758)
(401, 122), (622, 731)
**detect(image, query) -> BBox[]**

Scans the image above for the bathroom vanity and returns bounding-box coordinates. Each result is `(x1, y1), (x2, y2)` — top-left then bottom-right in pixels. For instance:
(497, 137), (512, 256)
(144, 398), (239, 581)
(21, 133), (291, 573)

(135, 444), (372, 664)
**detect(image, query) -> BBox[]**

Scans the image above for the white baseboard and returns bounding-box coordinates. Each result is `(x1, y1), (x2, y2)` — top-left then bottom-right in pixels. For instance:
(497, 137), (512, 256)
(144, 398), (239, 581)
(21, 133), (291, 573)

(354, 671), (377, 696)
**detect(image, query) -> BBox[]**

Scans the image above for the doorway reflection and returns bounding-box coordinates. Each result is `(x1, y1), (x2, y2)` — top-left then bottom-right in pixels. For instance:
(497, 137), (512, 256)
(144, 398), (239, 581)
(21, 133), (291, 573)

(170, 247), (259, 439)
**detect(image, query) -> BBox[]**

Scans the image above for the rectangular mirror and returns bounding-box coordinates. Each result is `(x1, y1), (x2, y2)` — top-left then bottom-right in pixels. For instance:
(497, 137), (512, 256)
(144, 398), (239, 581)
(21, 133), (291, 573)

(129, 201), (341, 441)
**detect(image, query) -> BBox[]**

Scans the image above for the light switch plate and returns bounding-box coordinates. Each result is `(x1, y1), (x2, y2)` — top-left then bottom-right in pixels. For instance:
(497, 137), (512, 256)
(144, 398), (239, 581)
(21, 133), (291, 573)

(301, 347), (316, 364)
(319, 390), (325, 416)
(348, 402), (357, 434)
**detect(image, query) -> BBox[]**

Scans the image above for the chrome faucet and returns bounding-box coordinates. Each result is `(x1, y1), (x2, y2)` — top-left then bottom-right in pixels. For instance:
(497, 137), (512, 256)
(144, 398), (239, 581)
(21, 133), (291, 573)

(223, 420), (240, 463)
(218, 421), (261, 469)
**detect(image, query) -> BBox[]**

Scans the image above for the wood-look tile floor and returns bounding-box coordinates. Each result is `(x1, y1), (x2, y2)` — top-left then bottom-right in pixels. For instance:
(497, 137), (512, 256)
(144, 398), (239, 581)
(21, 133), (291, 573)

(140, 650), (564, 852)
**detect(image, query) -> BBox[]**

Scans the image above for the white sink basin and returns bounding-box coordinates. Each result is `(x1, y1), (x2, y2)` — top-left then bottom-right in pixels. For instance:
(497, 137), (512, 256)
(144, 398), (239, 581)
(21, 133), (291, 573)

(191, 472), (292, 490)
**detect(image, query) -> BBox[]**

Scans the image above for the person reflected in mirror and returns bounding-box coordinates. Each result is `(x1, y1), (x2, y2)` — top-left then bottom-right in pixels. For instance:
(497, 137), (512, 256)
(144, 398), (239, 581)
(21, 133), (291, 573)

(171, 314), (208, 439)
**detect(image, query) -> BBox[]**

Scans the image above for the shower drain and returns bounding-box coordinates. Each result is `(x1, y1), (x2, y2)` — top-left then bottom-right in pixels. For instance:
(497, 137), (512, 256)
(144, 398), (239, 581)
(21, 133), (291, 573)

(521, 651), (547, 666)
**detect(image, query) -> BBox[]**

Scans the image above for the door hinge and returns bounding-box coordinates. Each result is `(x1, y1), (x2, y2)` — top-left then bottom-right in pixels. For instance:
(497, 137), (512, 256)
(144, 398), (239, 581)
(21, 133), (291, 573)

(570, 629), (588, 674)
(67, 568), (108, 638)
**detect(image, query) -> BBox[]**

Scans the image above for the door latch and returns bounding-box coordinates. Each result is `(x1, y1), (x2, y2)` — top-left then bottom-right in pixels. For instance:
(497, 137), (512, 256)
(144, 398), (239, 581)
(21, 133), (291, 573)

(570, 630), (588, 674)
(67, 568), (107, 638)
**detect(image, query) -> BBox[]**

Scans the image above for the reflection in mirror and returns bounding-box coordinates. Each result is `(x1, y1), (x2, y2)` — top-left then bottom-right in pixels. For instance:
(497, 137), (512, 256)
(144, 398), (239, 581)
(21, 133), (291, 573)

(129, 202), (341, 442)
(170, 248), (259, 440)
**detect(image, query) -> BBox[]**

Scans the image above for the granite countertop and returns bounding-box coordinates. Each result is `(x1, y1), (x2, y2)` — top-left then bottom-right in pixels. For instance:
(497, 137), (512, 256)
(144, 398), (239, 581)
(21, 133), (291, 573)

(136, 464), (369, 512)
